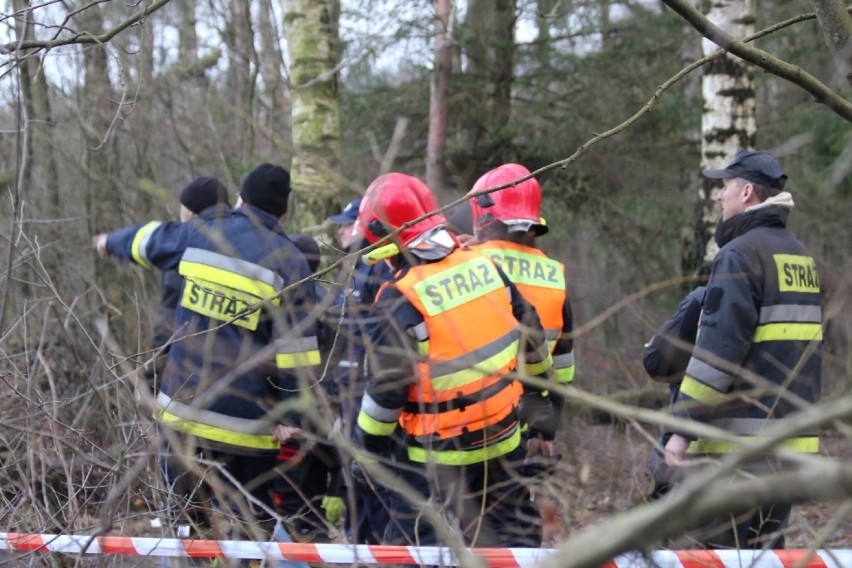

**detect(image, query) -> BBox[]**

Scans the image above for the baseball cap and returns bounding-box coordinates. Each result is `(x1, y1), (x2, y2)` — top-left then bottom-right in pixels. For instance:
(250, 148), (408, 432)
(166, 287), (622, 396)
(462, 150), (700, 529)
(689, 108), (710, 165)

(703, 149), (787, 190)
(327, 198), (361, 224)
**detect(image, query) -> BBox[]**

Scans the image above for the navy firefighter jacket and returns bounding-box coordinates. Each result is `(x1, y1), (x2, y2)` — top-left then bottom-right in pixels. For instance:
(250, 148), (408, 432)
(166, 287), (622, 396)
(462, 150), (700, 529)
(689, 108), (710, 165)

(326, 238), (393, 395)
(106, 205), (320, 455)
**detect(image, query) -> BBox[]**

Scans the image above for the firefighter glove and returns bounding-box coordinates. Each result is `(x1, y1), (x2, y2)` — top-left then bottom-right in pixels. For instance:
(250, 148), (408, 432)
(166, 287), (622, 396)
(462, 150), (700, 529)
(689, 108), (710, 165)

(519, 392), (559, 441)
(321, 496), (346, 524)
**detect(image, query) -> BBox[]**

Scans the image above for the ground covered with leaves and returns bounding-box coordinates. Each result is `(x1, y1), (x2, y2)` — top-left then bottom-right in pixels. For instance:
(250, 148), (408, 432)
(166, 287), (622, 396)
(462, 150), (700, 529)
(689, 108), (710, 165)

(538, 419), (852, 550)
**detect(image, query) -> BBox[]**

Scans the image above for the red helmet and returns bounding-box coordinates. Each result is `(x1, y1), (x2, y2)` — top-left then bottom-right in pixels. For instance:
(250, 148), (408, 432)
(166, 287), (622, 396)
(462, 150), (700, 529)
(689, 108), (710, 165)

(357, 173), (447, 246)
(468, 163), (547, 236)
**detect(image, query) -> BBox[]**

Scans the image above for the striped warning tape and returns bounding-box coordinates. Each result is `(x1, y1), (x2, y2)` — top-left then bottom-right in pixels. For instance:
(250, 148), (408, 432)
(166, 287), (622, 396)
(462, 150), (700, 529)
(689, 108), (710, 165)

(1, 534), (850, 567)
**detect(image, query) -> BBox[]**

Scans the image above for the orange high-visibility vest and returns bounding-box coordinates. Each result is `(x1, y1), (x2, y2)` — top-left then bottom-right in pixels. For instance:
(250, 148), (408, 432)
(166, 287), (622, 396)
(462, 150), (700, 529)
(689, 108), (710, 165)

(469, 241), (566, 352)
(393, 248), (523, 464)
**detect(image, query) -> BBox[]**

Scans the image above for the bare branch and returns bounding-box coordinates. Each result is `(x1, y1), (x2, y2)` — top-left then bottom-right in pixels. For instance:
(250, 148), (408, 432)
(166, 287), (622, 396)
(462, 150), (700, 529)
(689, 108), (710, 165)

(537, 394), (852, 568)
(0, 0), (173, 54)
(661, 0), (852, 123)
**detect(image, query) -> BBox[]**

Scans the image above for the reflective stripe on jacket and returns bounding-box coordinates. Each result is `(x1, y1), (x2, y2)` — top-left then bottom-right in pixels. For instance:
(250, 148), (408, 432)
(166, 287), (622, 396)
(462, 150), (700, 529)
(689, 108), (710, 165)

(376, 248), (522, 465)
(154, 392), (280, 451)
(675, 206), (823, 456)
(468, 241), (573, 383)
(106, 206), (320, 455)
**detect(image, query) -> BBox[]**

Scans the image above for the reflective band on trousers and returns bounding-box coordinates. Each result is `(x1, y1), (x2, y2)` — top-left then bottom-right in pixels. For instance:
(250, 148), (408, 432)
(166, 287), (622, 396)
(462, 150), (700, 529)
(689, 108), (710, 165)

(407, 426), (521, 465)
(154, 393), (279, 450)
(687, 436), (819, 454)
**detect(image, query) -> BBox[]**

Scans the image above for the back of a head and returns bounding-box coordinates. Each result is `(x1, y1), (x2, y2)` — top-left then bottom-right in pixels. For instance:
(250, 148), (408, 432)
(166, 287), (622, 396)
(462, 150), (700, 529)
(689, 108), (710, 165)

(290, 233), (321, 273)
(468, 163), (547, 238)
(357, 173), (447, 247)
(445, 200), (474, 237)
(179, 176), (231, 215)
(239, 163), (291, 217)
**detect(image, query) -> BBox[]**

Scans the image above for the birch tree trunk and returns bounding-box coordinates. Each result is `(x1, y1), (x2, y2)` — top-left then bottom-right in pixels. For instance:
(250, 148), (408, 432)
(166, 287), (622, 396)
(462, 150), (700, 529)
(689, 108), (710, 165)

(426, 0), (455, 192)
(283, 0), (341, 226)
(695, 0), (755, 267)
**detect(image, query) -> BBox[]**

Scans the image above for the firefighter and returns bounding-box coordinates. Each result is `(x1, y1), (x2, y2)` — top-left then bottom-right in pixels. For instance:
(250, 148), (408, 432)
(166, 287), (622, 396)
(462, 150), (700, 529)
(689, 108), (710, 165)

(323, 199), (394, 544)
(465, 163), (575, 459)
(664, 149), (823, 548)
(351, 173), (556, 548)
(92, 163), (320, 551)
(642, 282), (706, 500)
(146, 177), (231, 394)
(271, 233), (344, 543)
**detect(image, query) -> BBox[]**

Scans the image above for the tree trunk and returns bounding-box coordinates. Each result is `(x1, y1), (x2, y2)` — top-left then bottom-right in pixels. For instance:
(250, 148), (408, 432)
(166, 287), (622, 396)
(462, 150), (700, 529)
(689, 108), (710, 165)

(426, 0), (454, 193)
(117, 12), (156, 197)
(77, 3), (131, 336)
(225, 0), (255, 163)
(462, 0), (516, 167)
(808, 0), (852, 87)
(177, 1), (199, 67)
(11, 0), (60, 248)
(257, 0), (290, 138)
(694, 0), (755, 268)
(282, 0), (341, 228)
(533, 0), (557, 68)
(678, 0), (706, 280)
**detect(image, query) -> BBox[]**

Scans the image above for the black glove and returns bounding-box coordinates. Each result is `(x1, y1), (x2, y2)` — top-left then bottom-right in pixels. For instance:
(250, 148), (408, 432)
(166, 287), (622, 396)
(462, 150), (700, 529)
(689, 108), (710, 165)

(519, 392), (559, 441)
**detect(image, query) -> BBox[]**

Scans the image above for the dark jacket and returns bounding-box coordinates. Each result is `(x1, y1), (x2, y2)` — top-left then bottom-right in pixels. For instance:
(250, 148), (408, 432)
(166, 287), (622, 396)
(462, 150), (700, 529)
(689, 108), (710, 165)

(148, 204), (233, 379)
(674, 203), (823, 455)
(643, 285), (706, 385)
(106, 205), (320, 456)
(324, 239), (393, 398)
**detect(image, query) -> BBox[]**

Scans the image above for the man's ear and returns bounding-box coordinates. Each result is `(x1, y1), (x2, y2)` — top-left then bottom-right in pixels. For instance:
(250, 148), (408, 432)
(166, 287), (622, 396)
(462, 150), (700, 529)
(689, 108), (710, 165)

(741, 182), (757, 205)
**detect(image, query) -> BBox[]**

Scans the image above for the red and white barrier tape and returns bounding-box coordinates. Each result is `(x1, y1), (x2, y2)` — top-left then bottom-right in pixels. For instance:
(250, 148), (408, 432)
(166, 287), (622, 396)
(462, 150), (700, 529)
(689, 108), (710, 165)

(1, 534), (850, 567)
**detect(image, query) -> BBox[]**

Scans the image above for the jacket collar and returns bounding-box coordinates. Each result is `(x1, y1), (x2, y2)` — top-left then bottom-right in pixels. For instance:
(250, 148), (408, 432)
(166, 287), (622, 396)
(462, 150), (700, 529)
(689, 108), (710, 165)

(235, 205), (285, 235)
(715, 203), (790, 248)
(197, 203), (232, 221)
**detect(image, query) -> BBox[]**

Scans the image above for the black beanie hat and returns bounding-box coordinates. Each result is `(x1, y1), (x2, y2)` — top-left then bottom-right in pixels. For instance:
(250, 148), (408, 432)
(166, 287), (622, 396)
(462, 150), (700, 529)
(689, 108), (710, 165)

(240, 163), (291, 217)
(179, 176), (230, 215)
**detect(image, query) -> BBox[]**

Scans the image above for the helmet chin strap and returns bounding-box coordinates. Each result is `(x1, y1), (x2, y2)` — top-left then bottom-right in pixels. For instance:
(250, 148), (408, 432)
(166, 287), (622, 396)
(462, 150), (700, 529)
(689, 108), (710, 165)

(409, 227), (457, 260)
(361, 227), (458, 265)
